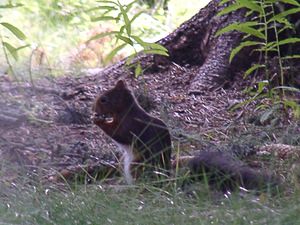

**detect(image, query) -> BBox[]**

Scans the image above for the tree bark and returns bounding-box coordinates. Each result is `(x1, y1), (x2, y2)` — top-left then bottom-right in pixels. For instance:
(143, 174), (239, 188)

(156, 0), (247, 93)
(130, 0), (299, 93)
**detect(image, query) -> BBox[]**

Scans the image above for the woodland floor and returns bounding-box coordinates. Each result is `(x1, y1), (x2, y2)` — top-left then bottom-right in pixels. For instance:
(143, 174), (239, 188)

(0, 60), (299, 189)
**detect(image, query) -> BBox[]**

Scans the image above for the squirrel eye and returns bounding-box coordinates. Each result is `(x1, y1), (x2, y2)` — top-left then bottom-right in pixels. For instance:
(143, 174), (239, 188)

(100, 96), (109, 104)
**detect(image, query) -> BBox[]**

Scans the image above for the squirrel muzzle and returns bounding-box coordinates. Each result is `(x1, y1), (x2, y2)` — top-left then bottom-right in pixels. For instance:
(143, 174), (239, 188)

(92, 113), (114, 124)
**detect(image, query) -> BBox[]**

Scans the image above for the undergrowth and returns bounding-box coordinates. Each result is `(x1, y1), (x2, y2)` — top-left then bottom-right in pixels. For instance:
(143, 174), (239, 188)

(217, 0), (300, 119)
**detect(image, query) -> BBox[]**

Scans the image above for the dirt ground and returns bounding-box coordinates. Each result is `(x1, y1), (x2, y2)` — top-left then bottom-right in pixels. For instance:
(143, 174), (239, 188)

(0, 60), (299, 186)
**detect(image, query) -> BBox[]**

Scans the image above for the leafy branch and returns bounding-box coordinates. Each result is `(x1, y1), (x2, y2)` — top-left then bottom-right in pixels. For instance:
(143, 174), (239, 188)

(86, 0), (169, 77)
(0, 2), (29, 79)
(217, 0), (300, 118)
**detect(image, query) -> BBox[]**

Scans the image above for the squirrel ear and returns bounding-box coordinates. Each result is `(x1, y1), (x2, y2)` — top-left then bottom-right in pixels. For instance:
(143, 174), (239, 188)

(115, 80), (127, 89)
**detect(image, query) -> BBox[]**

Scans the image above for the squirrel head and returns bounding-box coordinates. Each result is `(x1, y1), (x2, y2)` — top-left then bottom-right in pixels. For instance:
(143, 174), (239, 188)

(92, 80), (135, 125)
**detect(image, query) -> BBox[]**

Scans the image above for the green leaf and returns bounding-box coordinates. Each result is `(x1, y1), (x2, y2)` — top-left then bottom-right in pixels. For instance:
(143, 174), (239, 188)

(91, 16), (116, 22)
(277, 21), (294, 34)
(125, 0), (138, 13)
(0, 22), (26, 40)
(130, 11), (145, 24)
(86, 31), (118, 43)
(269, 17), (292, 28)
(119, 3), (131, 36)
(145, 43), (168, 52)
(237, 26), (265, 39)
(229, 41), (261, 62)
(273, 86), (300, 93)
(96, 0), (118, 5)
(285, 99), (300, 107)
(239, 0), (262, 13)
(257, 80), (269, 94)
(116, 34), (133, 45)
(85, 5), (117, 13)
(277, 38), (300, 46)
(241, 21), (261, 27)
(217, 4), (244, 16)
(278, 0), (300, 7)
(266, 41), (276, 51)
(131, 35), (168, 53)
(243, 64), (265, 78)
(16, 44), (30, 51)
(282, 100), (300, 118)
(264, 0), (278, 3)
(282, 55), (300, 60)
(219, 0), (231, 5)
(142, 49), (169, 56)
(125, 53), (136, 65)
(131, 35), (145, 46)
(134, 62), (142, 77)
(0, 3), (23, 8)
(216, 23), (265, 39)
(218, 0), (262, 16)
(104, 43), (126, 64)
(270, 8), (300, 21)
(3, 42), (18, 60)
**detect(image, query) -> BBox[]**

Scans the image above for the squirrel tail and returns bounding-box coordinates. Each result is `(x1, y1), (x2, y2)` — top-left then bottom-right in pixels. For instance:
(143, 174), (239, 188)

(172, 151), (281, 193)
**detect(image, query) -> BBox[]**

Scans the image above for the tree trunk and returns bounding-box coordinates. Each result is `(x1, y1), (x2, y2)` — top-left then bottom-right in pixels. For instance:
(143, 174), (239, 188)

(156, 0), (246, 93)
(98, 0), (300, 93)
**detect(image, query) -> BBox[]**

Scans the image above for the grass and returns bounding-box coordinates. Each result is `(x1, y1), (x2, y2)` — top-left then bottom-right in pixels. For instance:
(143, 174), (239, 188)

(1, 178), (300, 225)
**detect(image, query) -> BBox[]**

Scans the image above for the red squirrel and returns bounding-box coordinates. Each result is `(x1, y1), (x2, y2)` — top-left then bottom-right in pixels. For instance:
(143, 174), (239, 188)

(92, 80), (279, 191)
(92, 80), (171, 184)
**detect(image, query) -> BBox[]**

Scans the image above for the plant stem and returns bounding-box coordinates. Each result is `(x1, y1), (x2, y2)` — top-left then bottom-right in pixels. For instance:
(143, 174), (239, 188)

(0, 31), (18, 81)
(261, 1), (270, 97)
(270, 3), (285, 98)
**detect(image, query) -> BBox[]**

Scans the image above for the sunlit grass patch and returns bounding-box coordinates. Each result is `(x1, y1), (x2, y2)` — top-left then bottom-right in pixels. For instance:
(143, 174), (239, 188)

(0, 179), (300, 225)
